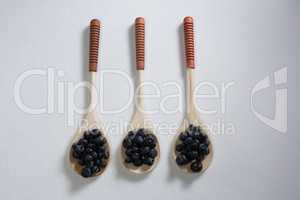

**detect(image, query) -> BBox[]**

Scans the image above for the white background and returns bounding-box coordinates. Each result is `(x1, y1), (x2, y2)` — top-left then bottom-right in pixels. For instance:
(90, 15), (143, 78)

(0, 0), (299, 199)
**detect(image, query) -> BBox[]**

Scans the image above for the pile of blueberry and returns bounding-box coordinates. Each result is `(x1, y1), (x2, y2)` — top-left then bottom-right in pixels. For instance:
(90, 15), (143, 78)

(122, 128), (158, 167)
(71, 129), (110, 178)
(175, 124), (210, 173)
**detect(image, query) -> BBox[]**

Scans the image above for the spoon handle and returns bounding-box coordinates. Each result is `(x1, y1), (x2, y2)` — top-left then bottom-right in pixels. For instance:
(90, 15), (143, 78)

(183, 16), (195, 69)
(135, 17), (145, 70)
(89, 19), (101, 72)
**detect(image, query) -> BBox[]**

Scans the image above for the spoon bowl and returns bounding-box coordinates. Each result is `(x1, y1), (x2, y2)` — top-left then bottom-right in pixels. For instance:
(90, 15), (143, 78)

(69, 111), (111, 177)
(120, 110), (160, 174)
(172, 112), (213, 174)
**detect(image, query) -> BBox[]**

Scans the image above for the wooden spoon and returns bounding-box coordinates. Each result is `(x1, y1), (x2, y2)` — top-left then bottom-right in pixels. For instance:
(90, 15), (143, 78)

(120, 17), (160, 174)
(68, 19), (111, 177)
(172, 17), (213, 174)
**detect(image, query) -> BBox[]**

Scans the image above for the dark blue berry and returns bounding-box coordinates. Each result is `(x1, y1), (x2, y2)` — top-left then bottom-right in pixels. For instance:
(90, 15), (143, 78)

(184, 137), (193, 145)
(78, 139), (88, 146)
(84, 154), (93, 162)
(136, 128), (145, 137)
(179, 132), (188, 141)
(128, 131), (135, 138)
(133, 159), (143, 167)
(145, 137), (156, 148)
(125, 149), (133, 157)
(73, 144), (84, 154)
(95, 159), (101, 166)
(175, 143), (184, 152)
(176, 154), (188, 166)
(143, 157), (154, 165)
(149, 149), (157, 158)
(190, 161), (202, 172)
(187, 151), (198, 161)
(86, 148), (93, 154)
(91, 151), (98, 159)
(91, 129), (101, 138)
(122, 138), (132, 148)
(141, 146), (150, 155)
(85, 160), (94, 167)
(131, 153), (140, 160)
(81, 167), (92, 177)
(91, 166), (99, 173)
(134, 135), (144, 146)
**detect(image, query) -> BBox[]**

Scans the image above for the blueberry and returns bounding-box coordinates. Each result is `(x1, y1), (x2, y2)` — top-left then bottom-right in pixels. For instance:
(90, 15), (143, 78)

(143, 157), (154, 165)
(191, 141), (199, 150)
(72, 144), (84, 154)
(128, 131), (135, 138)
(145, 137), (156, 148)
(175, 143), (184, 152)
(78, 139), (88, 146)
(196, 154), (205, 162)
(86, 148), (93, 154)
(132, 147), (139, 153)
(187, 151), (198, 161)
(136, 128), (145, 137)
(91, 129), (101, 138)
(122, 138), (132, 148)
(190, 161), (202, 172)
(134, 135), (144, 146)
(91, 137), (102, 145)
(199, 143), (209, 155)
(95, 146), (105, 153)
(176, 154), (188, 166)
(84, 131), (93, 140)
(97, 151), (104, 159)
(131, 152), (140, 160)
(81, 167), (92, 177)
(91, 151), (98, 159)
(87, 143), (96, 150)
(95, 159), (101, 166)
(179, 132), (188, 141)
(141, 146), (150, 155)
(91, 166), (99, 173)
(84, 154), (93, 162)
(133, 159), (143, 167)
(125, 148), (133, 157)
(191, 130), (201, 139)
(184, 137), (193, 145)
(199, 133), (208, 143)
(192, 126), (199, 134)
(149, 149), (158, 158)
(204, 147), (210, 155)
(86, 160), (94, 167)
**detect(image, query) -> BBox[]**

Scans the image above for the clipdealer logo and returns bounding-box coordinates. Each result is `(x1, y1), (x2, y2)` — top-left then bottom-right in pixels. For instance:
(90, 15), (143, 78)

(251, 67), (287, 133)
